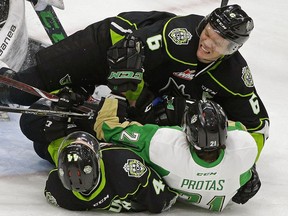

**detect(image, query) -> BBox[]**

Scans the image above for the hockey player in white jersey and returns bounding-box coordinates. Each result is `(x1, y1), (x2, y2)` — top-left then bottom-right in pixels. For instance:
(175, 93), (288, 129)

(94, 97), (261, 211)
(0, 0), (28, 71)
(0, 0), (28, 120)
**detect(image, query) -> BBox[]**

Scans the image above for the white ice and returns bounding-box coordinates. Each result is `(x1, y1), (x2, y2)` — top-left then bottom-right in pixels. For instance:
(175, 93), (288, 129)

(1, 0), (287, 215)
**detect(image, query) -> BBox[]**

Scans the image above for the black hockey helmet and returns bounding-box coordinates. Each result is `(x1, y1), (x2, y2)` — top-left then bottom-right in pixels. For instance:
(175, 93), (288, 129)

(57, 131), (101, 192)
(196, 4), (254, 53)
(182, 100), (228, 151)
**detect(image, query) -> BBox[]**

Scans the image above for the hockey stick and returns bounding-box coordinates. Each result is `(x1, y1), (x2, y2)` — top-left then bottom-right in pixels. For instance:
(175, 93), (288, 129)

(220, 0), (229, 7)
(28, 0), (67, 44)
(0, 74), (95, 116)
(0, 105), (92, 118)
(0, 20), (6, 28)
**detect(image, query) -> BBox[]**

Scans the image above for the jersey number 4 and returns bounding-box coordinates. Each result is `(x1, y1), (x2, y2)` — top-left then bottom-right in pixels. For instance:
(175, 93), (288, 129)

(153, 179), (165, 194)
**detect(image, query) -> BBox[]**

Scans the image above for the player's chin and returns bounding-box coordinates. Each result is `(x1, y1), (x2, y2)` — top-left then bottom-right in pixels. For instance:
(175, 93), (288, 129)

(197, 54), (211, 63)
(197, 50), (221, 63)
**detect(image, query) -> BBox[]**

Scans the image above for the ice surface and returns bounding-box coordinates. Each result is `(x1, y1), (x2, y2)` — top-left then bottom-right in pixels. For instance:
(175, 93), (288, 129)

(1, 0), (288, 215)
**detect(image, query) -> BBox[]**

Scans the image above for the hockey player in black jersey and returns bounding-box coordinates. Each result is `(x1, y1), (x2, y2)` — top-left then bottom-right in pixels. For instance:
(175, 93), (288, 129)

(45, 132), (177, 212)
(0, 4), (269, 159)
(19, 95), (177, 213)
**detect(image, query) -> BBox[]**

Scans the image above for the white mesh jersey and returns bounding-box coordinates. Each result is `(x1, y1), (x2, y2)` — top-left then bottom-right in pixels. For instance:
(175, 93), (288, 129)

(95, 98), (259, 211)
(148, 128), (257, 211)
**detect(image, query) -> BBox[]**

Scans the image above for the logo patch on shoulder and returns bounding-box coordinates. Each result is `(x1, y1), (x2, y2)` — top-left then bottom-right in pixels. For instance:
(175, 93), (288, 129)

(123, 159), (147, 178)
(168, 28), (192, 45)
(241, 66), (254, 87)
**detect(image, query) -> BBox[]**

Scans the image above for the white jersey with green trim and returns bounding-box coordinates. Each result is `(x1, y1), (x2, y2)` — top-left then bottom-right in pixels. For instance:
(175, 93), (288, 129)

(95, 98), (258, 211)
(148, 128), (257, 211)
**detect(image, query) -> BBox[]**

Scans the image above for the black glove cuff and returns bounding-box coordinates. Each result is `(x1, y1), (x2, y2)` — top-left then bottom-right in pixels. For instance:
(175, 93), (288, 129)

(0, 68), (16, 104)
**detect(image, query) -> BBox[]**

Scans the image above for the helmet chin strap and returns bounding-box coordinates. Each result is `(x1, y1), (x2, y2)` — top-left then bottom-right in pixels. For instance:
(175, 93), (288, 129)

(194, 56), (223, 78)
(197, 56), (221, 64)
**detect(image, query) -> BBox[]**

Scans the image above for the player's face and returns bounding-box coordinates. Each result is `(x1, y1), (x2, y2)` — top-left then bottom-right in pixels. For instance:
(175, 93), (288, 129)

(197, 23), (230, 63)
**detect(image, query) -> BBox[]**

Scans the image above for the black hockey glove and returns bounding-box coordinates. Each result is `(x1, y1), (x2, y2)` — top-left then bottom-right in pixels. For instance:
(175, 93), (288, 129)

(107, 35), (145, 93)
(232, 165), (261, 204)
(53, 87), (85, 111)
(45, 87), (84, 141)
(153, 96), (186, 126)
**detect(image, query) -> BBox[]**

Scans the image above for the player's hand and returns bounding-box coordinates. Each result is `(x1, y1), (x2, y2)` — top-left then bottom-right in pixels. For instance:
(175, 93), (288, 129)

(53, 87), (85, 111)
(232, 165), (261, 204)
(107, 35), (145, 93)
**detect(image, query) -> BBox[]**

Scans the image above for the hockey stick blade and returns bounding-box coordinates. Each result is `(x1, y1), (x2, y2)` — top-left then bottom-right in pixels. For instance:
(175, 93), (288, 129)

(0, 75), (95, 115)
(0, 105), (93, 119)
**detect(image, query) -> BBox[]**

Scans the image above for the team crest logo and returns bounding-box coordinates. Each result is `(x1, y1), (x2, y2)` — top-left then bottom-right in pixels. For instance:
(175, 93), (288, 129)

(168, 28), (192, 45)
(123, 159), (147, 178)
(241, 66), (254, 87)
(59, 74), (72, 85)
(173, 69), (196, 81)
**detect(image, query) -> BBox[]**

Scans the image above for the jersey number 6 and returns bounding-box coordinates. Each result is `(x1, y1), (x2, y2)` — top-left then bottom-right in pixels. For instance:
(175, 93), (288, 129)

(249, 93), (260, 114)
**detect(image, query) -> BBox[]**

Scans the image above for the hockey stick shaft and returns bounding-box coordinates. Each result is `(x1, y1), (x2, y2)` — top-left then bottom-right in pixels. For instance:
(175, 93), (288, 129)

(28, 0), (67, 44)
(0, 74), (94, 114)
(0, 105), (92, 118)
(220, 0), (229, 7)
(0, 74), (58, 101)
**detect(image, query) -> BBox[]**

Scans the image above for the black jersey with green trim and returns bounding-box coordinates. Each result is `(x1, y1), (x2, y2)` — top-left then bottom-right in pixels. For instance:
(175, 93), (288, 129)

(25, 11), (268, 148)
(45, 145), (177, 213)
(113, 12), (269, 135)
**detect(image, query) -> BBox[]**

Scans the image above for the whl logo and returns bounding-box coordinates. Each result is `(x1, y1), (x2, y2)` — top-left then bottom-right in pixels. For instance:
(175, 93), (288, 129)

(173, 69), (196, 81)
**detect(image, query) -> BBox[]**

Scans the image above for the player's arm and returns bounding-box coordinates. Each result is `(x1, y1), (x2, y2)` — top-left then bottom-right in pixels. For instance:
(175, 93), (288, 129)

(232, 165), (261, 204)
(227, 121), (261, 204)
(45, 169), (91, 210)
(221, 94), (269, 161)
(44, 88), (86, 164)
(94, 97), (160, 152)
(210, 55), (270, 160)
(132, 167), (178, 213)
